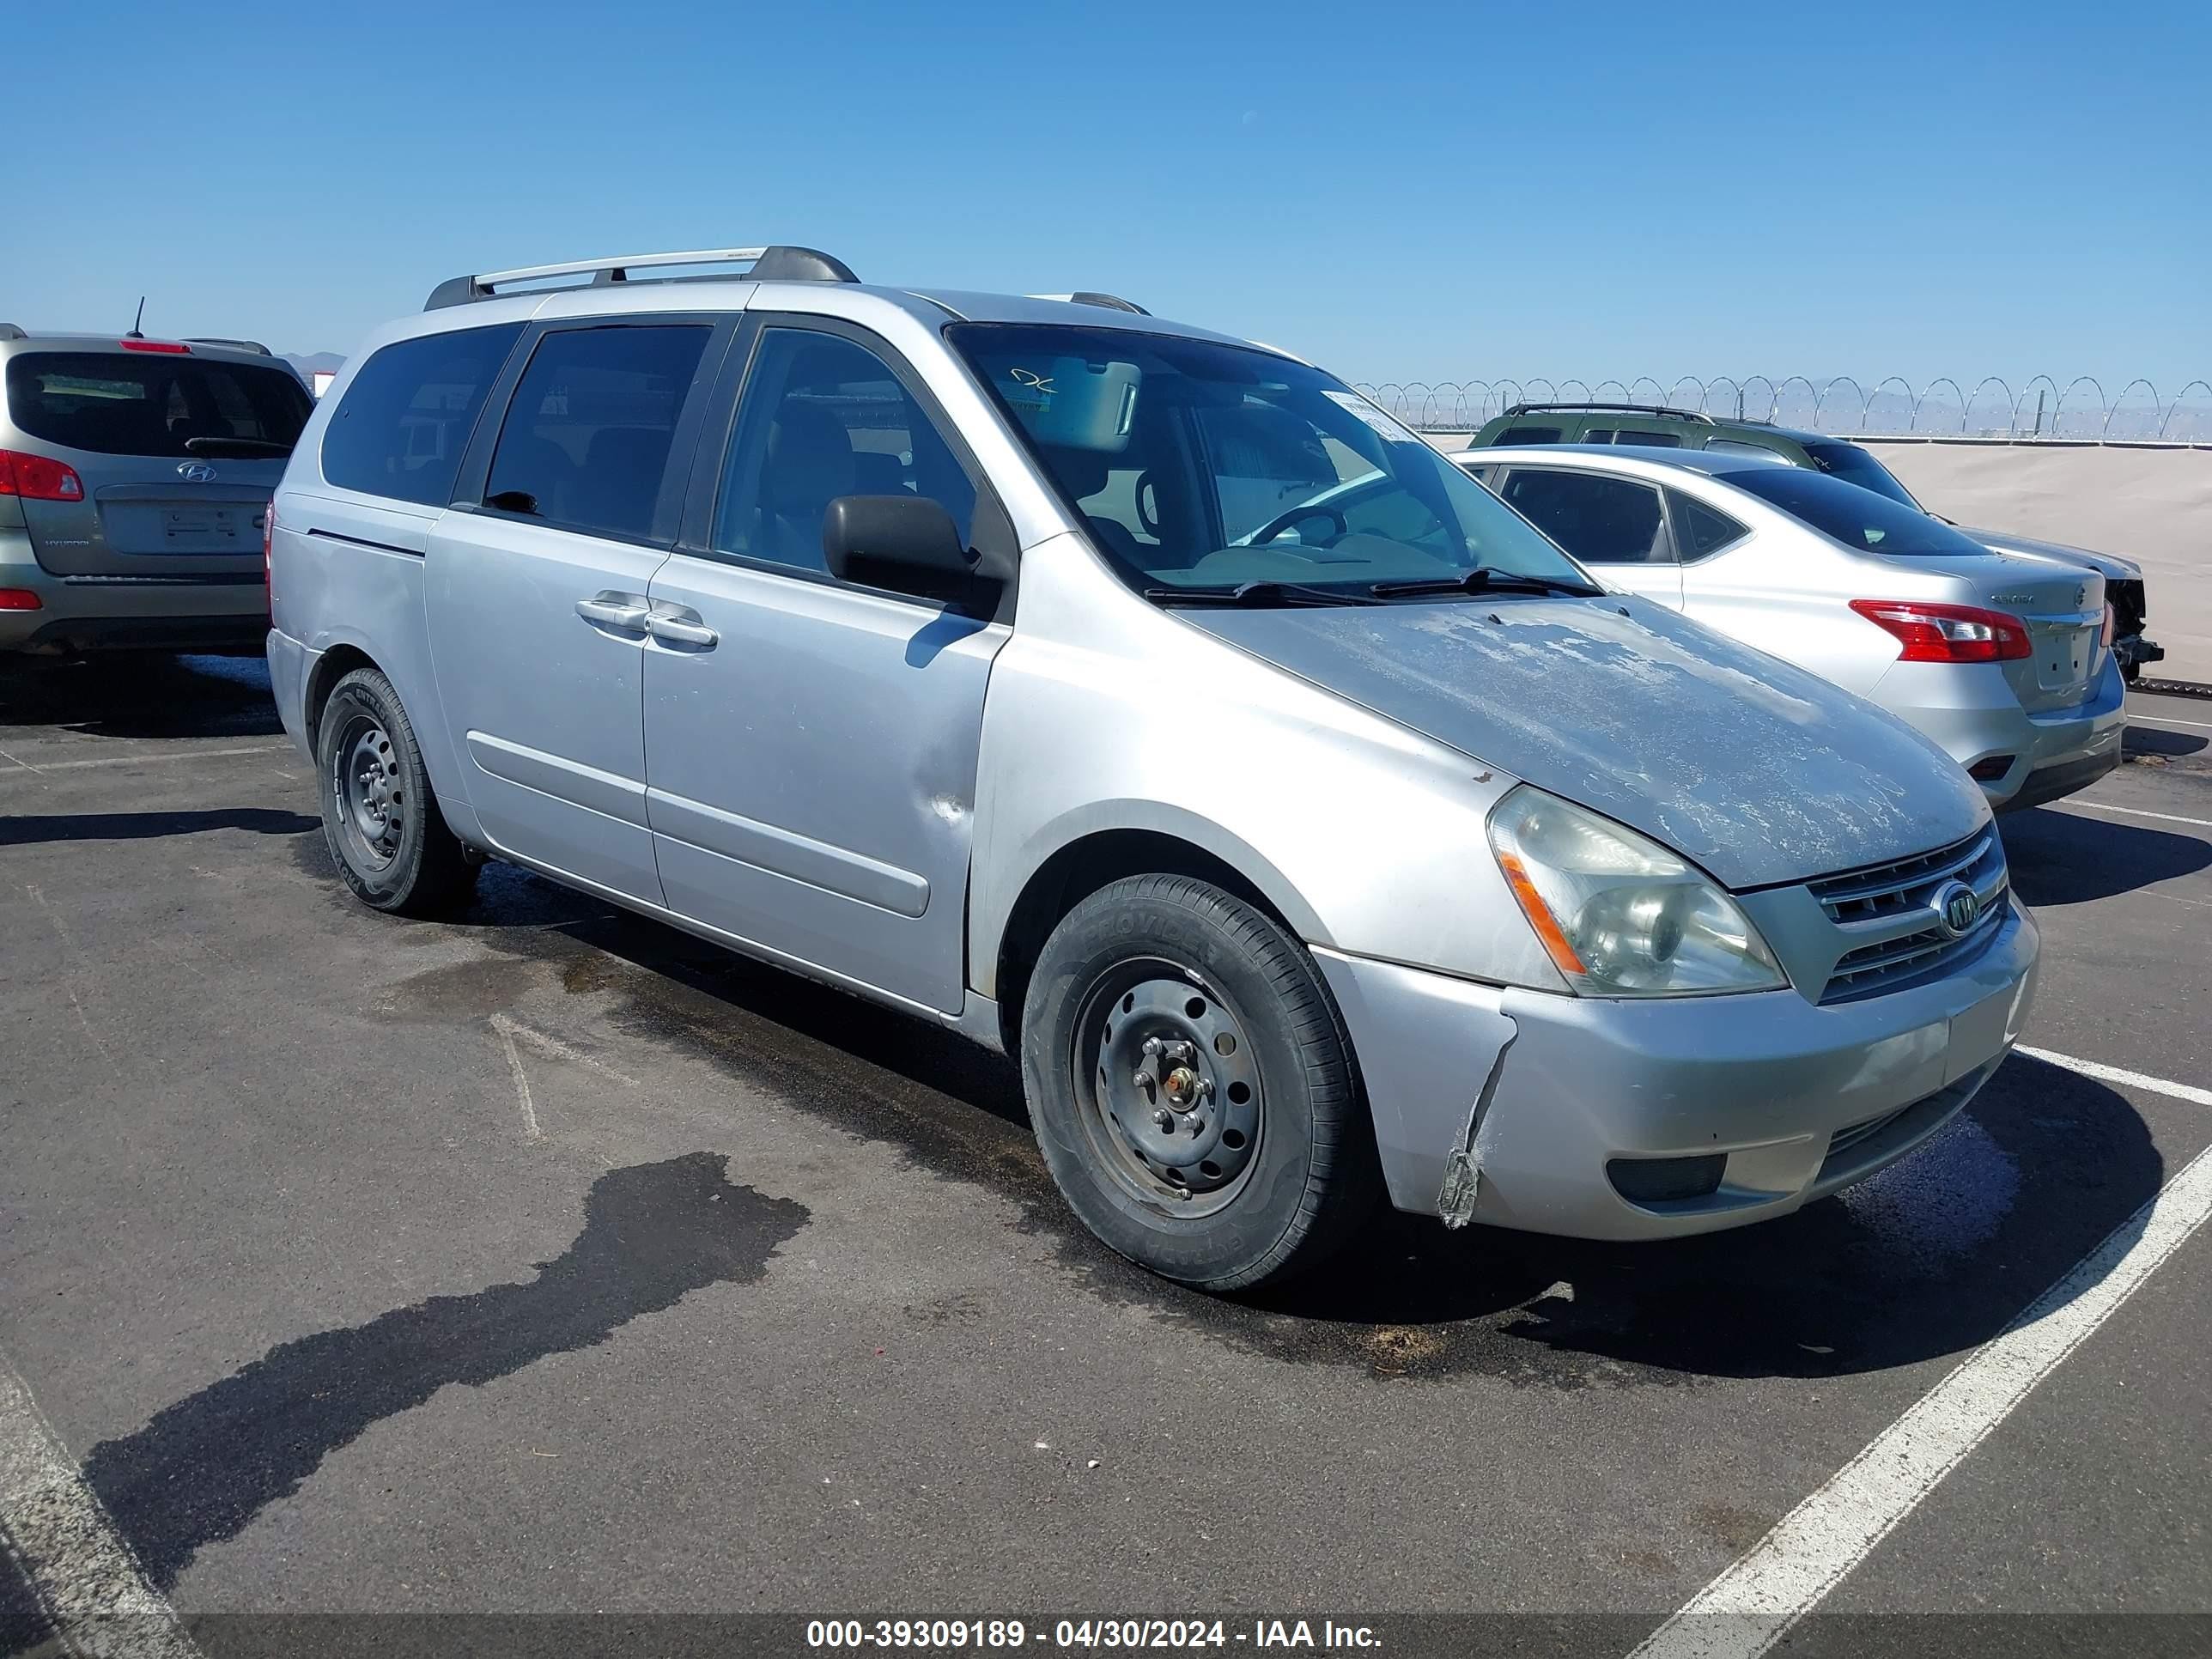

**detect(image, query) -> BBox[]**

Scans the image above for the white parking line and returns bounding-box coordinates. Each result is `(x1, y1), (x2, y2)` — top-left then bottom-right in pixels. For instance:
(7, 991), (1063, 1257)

(2059, 800), (2212, 830)
(2130, 712), (2212, 730)
(0, 1355), (203, 1659)
(2014, 1046), (2212, 1109)
(495, 1019), (543, 1141)
(1631, 1138), (2212, 1659)
(0, 743), (293, 775)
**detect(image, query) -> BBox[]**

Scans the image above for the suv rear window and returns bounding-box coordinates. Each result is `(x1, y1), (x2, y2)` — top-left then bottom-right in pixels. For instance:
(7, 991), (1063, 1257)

(1494, 424), (1563, 444)
(5, 352), (311, 459)
(322, 325), (525, 506)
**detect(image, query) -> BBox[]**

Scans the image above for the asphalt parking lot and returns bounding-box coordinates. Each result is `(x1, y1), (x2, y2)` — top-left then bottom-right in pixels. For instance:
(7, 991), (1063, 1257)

(2, 655), (2208, 1658)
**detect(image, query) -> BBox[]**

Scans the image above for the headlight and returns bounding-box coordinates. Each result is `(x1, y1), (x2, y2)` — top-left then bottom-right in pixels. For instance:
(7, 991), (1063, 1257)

(1487, 786), (1785, 996)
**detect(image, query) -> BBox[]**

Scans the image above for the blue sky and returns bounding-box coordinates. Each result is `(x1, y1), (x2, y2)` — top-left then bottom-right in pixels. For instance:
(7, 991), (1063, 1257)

(9, 0), (2208, 386)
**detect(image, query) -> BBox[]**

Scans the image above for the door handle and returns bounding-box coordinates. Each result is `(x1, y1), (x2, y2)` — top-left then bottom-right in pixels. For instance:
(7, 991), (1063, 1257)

(647, 613), (718, 648)
(576, 593), (650, 631)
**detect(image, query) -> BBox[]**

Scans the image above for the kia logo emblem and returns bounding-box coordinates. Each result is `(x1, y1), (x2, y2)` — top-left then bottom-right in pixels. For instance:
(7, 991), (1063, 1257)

(176, 461), (217, 483)
(1933, 880), (1980, 939)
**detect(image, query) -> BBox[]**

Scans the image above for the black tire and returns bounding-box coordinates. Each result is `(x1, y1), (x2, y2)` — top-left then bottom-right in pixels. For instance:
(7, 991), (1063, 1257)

(315, 665), (477, 916)
(1020, 874), (1381, 1291)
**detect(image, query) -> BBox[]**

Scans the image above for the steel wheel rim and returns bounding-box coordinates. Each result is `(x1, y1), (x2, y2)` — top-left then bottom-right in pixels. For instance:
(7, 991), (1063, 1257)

(331, 711), (404, 872)
(1071, 957), (1265, 1216)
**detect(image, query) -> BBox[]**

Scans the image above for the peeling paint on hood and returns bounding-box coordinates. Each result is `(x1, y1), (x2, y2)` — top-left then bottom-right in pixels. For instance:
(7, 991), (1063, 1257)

(1186, 596), (1990, 890)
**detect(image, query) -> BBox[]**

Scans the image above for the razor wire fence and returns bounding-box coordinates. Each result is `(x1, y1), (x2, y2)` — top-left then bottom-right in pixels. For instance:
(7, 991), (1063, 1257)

(1350, 375), (2212, 442)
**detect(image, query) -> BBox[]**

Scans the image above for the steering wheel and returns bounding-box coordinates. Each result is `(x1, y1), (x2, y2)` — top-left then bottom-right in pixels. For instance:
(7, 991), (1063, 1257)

(1249, 502), (1349, 547)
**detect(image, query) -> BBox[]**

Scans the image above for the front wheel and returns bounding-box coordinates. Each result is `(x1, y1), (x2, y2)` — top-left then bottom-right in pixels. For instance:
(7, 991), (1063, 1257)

(1020, 875), (1380, 1291)
(316, 665), (477, 917)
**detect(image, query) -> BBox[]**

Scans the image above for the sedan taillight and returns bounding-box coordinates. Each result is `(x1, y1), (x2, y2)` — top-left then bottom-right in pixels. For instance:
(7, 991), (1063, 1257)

(1848, 599), (2032, 664)
(0, 449), (86, 501)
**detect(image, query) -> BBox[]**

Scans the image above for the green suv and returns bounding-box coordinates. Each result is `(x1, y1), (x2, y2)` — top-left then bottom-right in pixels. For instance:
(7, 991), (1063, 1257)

(1463, 402), (2162, 682)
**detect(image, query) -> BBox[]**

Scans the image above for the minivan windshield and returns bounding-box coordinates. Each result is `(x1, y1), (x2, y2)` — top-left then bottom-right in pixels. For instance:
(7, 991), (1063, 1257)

(1802, 441), (1923, 510)
(5, 351), (311, 459)
(1727, 466), (1991, 556)
(950, 325), (1598, 602)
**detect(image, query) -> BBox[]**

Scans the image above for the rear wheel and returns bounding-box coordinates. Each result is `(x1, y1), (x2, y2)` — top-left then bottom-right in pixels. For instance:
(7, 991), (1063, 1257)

(1020, 875), (1379, 1291)
(316, 666), (477, 916)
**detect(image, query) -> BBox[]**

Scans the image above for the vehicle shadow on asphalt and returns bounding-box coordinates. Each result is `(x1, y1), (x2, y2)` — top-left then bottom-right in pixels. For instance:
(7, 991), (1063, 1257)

(0, 653), (279, 739)
(2124, 722), (2207, 760)
(78, 1152), (809, 1593)
(390, 860), (2167, 1395)
(2000, 807), (2209, 902)
(0, 806), (315, 848)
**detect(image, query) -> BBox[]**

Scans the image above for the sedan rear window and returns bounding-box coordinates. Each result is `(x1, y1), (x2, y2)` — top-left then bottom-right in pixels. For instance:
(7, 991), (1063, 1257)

(1802, 441), (1923, 510)
(1726, 467), (1989, 556)
(4, 352), (311, 459)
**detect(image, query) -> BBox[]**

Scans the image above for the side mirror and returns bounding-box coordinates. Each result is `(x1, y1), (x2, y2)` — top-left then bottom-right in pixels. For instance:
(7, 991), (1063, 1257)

(823, 495), (996, 599)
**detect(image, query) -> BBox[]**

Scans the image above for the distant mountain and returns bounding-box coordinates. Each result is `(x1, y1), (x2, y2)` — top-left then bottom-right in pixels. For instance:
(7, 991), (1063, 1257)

(283, 350), (344, 380)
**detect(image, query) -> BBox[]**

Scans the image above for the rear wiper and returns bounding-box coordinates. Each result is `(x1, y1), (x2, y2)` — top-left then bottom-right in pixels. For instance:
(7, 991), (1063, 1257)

(183, 436), (294, 459)
(1142, 580), (1380, 608)
(1368, 567), (1603, 600)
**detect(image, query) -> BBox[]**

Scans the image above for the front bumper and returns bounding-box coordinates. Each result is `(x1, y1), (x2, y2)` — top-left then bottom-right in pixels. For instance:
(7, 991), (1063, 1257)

(1, 528), (267, 653)
(1876, 654), (2126, 811)
(1315, 899), (2038, 1240)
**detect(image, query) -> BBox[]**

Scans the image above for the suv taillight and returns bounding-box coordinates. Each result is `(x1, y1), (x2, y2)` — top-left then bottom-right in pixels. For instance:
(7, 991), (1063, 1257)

(1848, 599), (2032, 664)
(0, 449), (86, 501)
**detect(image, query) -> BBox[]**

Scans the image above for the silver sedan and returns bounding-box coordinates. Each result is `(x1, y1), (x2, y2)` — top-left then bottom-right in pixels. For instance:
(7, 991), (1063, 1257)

(1452, 445), (2125, 809)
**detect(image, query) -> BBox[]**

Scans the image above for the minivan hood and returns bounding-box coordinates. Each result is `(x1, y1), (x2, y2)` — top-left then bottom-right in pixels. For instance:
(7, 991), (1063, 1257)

(1185, 597), (1990, 890)
(1957, 526), (2139, 582)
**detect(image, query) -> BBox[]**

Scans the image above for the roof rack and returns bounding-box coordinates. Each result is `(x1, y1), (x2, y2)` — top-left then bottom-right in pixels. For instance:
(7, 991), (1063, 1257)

(424, 246), (858, 310)
(1503, 401), (1715, 423)
(184, 337), (272, 355)
(1030, 291), (1152, 316)
(0, 324), (26, 342)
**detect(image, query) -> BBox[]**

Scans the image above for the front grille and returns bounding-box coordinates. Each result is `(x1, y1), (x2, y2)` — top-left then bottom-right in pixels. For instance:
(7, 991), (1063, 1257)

(1810, 830), (2011, 1004)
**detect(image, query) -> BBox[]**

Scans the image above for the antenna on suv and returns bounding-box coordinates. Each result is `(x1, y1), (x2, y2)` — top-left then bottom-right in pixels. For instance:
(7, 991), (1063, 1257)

(126, 297), (147, 340)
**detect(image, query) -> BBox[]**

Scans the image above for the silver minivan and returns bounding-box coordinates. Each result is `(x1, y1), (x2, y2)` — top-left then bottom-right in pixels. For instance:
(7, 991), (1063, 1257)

(268, 246), (2038, 1290)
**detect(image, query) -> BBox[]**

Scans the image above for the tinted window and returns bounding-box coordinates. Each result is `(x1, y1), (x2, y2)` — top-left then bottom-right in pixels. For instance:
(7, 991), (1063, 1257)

(1500, 469), (1670, 564)
(1726, 467), (1989, 556)
(1670, 492), (1748, 559)
(1495, 424), (1563, 445)
(952, 325), (1590, 599)
(714, 329), (977, 576)
(323, 325), (522, 505)
(1611, 429), (1682, 448)
(1803, 441), (1922, 509)
(6, 352), (311, 459)
(1582, 428), (1616, 445)
(483, 325), (711, 540)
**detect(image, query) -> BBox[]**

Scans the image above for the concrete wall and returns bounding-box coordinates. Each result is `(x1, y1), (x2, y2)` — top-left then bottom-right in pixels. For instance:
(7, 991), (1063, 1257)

(1856, 441), (2209, 684)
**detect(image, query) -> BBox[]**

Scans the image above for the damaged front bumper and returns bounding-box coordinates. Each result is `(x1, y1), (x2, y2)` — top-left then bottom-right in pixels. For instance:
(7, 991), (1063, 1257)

(1313, 900), (2039, 1240)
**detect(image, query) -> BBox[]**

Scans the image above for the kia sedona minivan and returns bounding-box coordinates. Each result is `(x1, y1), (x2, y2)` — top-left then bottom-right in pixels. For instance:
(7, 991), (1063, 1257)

(268, 246), (2037, 1290)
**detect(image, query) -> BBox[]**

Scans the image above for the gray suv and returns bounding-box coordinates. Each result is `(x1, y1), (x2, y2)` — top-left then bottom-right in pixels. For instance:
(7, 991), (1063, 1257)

(1, 325), (311, 655)
(269, 246), (2037, 1290)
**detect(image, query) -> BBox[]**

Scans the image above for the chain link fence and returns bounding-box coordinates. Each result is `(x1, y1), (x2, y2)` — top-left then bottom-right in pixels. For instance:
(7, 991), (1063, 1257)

(1351, 376), (2212, 441)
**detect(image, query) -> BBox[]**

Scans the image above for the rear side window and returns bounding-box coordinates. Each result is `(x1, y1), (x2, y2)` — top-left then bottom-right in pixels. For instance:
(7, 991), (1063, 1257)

(483, 325), (713, 541)
(6, 352), (311, 459)
(1670, 492), (1749, 559)
(1500, 469), (1671, 564)
(1610, 428), (1682, 448)
(322, 325), (523, 506)
(1494, 424), (1562, 445)
(1704, 438), (1789, 461)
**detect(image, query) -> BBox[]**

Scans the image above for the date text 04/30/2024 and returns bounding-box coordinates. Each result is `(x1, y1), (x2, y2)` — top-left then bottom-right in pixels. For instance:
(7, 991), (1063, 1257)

(805, 1620), (1382, 1649)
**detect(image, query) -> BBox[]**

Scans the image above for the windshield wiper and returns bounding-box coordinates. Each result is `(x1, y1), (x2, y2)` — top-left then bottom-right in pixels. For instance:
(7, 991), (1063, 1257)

(183, 435), (295, 459)
(1368, 568), (1602, 600)
(1142, 580), (1380, 608)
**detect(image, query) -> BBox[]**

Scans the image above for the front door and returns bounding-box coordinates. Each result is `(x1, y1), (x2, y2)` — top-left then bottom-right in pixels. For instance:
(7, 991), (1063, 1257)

(1494, 465), (1683, 607)
(426, 318), (722, 903)
(641, 321), (1008, 1014)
